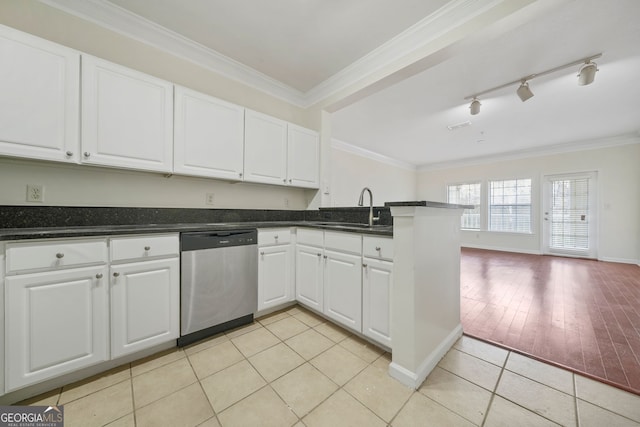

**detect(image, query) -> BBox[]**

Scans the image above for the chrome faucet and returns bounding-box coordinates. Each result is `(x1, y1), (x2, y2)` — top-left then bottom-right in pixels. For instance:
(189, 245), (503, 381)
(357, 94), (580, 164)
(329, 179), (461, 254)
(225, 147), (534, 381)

(358, 187), (380, 227)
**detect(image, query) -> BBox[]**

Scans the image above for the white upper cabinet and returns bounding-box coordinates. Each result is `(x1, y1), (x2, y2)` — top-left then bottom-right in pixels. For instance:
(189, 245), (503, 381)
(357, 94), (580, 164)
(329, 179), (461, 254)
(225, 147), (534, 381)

(287, 124), (320, 188)
(174, 86), (245, 180)
(244, 109), (288, 185)
(81, 55), (173, 173)
(0, 25), (79, 163)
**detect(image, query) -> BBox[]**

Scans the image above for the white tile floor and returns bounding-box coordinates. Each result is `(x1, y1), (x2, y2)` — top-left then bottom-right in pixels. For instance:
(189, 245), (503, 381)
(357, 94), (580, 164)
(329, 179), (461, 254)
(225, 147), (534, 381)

(19, 305), (640, 426)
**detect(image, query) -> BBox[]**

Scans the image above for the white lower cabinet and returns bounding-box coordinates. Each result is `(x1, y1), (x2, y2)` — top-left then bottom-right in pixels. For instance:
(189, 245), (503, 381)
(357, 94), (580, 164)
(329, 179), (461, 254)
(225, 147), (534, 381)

(362, 257), (393, 348)
(3, 233), (179, 393)
(295, 244), (324, 311)
(5, 265), (109, 392)
(257, 229), (294, 312)
(323, 249), (362, 331)
(110, 257), (179, 358)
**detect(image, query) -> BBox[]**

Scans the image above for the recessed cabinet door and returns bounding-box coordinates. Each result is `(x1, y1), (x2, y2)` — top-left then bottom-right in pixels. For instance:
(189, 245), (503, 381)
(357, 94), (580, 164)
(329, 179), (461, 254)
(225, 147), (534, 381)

(287, 124), (319, 188)
(244, 109), (287, 185)
(81, 55), (173, 173)
(174, 86), (245, 180)
(362, 258), (393, 347)
(0, 26), (79, 163)
(295, 244), (324, 311)
(323, 249), (362, 331)
(258, 245), (294, 312)
(110, 258), (179, 359)
(5, 265), (109, 392)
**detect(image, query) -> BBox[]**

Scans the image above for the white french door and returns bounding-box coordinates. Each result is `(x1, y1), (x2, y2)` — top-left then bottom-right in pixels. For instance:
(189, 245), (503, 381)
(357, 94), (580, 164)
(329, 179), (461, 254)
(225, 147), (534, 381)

(542, 172), (597, 258)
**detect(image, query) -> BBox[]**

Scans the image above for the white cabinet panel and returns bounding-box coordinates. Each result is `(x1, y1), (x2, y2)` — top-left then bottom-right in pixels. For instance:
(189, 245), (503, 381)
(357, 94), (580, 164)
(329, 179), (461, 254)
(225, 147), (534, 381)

(110, 258), (179, 358)
(323, 249), (362, 331)
(6, 238), (107, 274)
(295, 244), (324, 311)
(287, 124), (319, 188)
(110, 233), (178, 262)
(5, 265), (109, 391)
(363, 258), (393, 347)
(0, 25), (79, 163)
(81, 55), (173, 173)
(174, 86), (245, 180)
(258, 245), (294, 312)
(244, 110), (288, 185)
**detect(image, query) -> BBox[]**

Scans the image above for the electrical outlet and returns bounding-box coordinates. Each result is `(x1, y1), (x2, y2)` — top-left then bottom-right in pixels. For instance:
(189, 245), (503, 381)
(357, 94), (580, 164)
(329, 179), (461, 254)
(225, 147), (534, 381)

(284, 198), (289, 208)
(26, 184), (44, 202)
(205, 193), (215, 205)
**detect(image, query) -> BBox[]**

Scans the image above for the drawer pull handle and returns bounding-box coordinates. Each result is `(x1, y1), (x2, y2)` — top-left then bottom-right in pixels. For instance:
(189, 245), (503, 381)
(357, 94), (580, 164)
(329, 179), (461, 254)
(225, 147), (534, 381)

(56, 253), (64, 259)
(375, 246), (381, 251)
(83, 152), (91, 158)
(362, 263), (368, 268)
(274, 235), (279, 239)
(144, 246), (151, 251)
(66, 151), (73, 157)
(260, 251), (265, 256)
(317, 253), (321, 257)
(96, 273), (103, 279)
(113, 272), (120, 277)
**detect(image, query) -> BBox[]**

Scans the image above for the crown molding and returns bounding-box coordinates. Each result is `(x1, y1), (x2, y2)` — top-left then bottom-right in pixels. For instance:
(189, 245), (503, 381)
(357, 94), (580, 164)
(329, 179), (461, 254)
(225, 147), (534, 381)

(332, 139), (417, 171)
(39, 0), (308, 106)
(418, 132), (640, 172)
(304, 0), (503, 107)
(39, 0), (507, 109)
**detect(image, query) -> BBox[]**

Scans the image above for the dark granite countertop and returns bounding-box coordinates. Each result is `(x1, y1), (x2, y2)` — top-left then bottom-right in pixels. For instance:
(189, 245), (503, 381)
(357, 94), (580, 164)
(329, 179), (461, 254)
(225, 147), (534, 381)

(385, 201), (474, 209)
(0, 221), (393, 241)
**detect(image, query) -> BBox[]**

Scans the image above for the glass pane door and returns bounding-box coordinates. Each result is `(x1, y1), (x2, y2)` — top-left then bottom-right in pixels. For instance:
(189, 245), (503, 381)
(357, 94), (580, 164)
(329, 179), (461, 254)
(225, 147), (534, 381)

(543, 172), (597, 258)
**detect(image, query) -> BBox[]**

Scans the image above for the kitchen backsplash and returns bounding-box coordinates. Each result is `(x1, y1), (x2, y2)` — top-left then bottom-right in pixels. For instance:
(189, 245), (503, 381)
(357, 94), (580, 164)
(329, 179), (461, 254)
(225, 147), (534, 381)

(0, 205), (392, 229)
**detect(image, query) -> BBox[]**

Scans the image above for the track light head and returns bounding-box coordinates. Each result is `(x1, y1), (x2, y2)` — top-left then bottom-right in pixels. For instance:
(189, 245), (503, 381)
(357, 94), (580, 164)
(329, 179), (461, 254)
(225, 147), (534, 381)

(469, 98), (481, 115)
(578, 61), (598, 86)
(516, 81), (534, 102)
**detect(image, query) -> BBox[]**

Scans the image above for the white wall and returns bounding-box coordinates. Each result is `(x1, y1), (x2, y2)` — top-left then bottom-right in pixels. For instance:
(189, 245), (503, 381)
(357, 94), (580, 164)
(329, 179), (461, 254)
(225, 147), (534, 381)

(417, 139), (640, 264)
(330, 141), (417, 207)
(0, 158), (313, 209)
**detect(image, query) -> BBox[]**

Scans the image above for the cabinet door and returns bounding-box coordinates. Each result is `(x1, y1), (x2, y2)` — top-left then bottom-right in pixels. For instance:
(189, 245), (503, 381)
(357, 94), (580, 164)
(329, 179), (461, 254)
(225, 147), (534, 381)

(362, 258), (393, 347)
(258, 245), (294, 312)
(323, 249), (362, 331)
(295, 244), (324, 311)
(174, 86), (245, 180)
(5, 265), (109, 392)
(0, 26), (79, 163)
(81, 55), (173, 173)
(244, 110), (287, 185)
(110, 258), (179, 358)
(287, 124), (319, 188)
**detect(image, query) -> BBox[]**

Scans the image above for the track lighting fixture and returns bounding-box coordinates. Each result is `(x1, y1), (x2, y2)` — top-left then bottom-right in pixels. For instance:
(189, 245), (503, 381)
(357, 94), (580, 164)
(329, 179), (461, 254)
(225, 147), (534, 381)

(578, 61), (598, 86)
(469, 98), (481, 115)
(516, 81), (534, 102)
(464, 53), (601, 115)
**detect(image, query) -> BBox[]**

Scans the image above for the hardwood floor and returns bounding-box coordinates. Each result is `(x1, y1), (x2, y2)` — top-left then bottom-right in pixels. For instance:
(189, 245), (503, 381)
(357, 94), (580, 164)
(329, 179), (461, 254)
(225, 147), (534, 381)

(460, 247), (640, 395)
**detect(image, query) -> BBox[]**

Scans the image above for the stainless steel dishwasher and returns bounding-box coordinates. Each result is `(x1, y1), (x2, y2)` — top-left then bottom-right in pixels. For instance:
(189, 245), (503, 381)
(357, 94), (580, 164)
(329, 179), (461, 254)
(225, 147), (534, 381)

(178, 229), (257, 346)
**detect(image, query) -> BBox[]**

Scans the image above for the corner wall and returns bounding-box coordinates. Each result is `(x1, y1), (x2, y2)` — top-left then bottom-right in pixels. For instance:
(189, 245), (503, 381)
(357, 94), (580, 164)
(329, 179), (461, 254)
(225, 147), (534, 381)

(417, 140), (640, 264)
(330, 142), (417, 207)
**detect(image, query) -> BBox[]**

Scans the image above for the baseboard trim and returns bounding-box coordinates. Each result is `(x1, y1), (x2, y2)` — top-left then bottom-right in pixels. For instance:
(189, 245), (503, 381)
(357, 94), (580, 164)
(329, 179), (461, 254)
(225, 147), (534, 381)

(461, 244), (541, 255)
(388, 324), (463, 389)
(598, 256), (640, 265)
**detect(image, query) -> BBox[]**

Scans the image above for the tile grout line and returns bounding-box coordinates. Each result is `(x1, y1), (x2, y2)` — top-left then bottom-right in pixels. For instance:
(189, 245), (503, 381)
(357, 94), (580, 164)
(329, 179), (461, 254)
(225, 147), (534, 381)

(479, 349), (511, 426)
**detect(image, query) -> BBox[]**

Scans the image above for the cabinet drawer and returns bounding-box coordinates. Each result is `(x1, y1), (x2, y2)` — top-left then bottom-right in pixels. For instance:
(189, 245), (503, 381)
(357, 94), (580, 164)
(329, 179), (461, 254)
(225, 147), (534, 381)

(363, 236), (394, 260)
(258, 228), (291, 246)
(6, 238), (107, 274)
(110, 234), (178, 262)
(324, 231), (362, 254)
(296, 228), (324, 247)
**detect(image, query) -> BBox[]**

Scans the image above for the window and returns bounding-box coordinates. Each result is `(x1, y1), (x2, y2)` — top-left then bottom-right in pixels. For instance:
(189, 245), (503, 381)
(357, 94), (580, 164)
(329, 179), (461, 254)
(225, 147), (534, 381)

(489, 178), (532, 233)
(447, 182), (481, 230)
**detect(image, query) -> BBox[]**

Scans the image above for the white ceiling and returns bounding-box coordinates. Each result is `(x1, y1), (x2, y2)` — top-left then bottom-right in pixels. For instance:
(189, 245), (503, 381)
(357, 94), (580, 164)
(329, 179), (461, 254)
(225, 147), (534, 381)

(42, 0), (640, 168)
